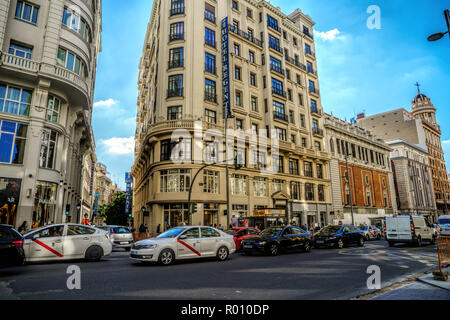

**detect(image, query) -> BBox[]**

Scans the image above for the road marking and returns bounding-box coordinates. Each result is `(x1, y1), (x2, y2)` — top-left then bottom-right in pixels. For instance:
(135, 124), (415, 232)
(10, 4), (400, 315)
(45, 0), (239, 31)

(177, 240), (201, 256)
(33, 239), (63, 258)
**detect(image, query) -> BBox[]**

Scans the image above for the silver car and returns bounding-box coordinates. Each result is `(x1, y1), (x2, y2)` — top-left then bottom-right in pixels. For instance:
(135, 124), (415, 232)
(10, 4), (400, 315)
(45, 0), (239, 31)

(98, 225), (134, 251)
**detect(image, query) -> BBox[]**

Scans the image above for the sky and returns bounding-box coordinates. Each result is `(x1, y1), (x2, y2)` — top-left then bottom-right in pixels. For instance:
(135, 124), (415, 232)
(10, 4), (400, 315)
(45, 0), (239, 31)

(92, 0), (450, 190)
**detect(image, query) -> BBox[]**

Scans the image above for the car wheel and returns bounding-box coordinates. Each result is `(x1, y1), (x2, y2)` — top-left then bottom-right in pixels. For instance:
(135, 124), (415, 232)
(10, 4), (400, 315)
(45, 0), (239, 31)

(158, 249), (175, 266)
(85, 245), (104, 262)
(217, 246), (229, 261)
(304, 241), (312, 252)
(416, 236), (422, 247)
(358, 237), (365, 247)
(268, 243), (279, 256)
(336, 239), (344, 249)
(366, 235), (371, 241)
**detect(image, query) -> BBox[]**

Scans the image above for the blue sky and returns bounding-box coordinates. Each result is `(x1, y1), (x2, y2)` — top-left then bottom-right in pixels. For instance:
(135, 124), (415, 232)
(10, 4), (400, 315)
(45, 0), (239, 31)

(92, 0), (450, 189)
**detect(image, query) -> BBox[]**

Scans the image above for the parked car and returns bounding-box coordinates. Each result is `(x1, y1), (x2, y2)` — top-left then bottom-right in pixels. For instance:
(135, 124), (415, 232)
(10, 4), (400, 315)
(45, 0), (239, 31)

(313, 225), (365, 249)
(438, 215), (450, 236)
(361, 225), (382, 240)
(240, 226), (312, 256)
(22, 224), (112, 262)
(130, 226), (236, 265)
(98, 225), (134, 251)
(385, 215), (435, 247)
(224, 227), (260, 251)
(0, 225), (25, 268)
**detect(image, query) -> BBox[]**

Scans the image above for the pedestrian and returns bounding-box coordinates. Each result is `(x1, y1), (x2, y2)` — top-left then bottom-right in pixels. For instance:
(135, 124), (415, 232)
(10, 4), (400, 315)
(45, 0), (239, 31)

(139, 223), (146, 240)
(18, 221), (27, 234)
(156, 224), (161, 234)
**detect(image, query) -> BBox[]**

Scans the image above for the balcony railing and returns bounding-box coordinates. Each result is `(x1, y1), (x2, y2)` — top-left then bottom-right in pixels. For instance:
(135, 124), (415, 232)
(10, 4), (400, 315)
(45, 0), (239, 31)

(272, 87), (287, 98)
(170, 3), (185, 16)
(312, 127), (324, 136)
(204, 11), (216, 24)
(169, 33), (184, 42)
(167, 88), (183, 98)
(284, 55), (306, 71)
(309, 87), (320, 96)
(1, 52), (40, 72)
(228, 25), (263, 47)
(270, 62), (284, 76)
(273, 111), (288, 122)
(204, 90), (217, 103)
(268, 42), (282, 53)
(168, 59), (184, 69)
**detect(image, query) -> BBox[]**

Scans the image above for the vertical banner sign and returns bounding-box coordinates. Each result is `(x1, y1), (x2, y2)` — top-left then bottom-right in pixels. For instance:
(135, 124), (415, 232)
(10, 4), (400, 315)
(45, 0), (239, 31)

(221, 17), (232, 119)
(89, 162), (95, 196)
(125, 173), (133, 215)
(93, 193), (99, 216)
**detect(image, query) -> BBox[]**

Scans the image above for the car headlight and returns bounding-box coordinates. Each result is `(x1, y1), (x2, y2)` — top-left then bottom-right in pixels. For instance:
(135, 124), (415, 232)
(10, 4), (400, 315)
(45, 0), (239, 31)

(257, 241), (266, 246)
(141, 244), (157, 249)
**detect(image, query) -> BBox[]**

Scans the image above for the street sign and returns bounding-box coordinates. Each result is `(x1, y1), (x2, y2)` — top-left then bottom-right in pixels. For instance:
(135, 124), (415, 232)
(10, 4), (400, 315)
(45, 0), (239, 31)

(221, 17), (232, 119)
(125, 172), (132, 215)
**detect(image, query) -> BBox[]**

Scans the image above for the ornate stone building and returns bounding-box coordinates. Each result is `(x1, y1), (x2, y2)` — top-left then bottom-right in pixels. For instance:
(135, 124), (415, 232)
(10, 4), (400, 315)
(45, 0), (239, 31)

(0, 0), (102, 227)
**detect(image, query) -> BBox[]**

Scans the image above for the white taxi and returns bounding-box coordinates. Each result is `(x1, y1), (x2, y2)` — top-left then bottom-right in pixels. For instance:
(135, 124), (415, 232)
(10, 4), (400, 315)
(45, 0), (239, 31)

(22, 224), (112, 262)
(130, 226), (236, 265)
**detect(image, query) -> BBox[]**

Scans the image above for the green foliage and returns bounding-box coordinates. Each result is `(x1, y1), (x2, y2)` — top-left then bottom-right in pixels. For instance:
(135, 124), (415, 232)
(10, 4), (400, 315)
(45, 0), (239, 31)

(103, 192), (131, 226)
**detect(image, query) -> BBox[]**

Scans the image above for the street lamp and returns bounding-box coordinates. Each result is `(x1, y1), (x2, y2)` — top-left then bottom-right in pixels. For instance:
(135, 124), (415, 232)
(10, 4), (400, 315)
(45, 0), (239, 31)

(343, 148), (355, 226)
(427, 10), (450, 42)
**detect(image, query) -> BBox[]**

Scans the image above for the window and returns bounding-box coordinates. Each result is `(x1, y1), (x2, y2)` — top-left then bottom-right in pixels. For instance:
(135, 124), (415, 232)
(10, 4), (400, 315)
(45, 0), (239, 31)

(250, 73), (257, 86)
(170, 0), (185, 16)
(0, 84), (32, 116)
(314, 141), (321, 151)
(305, 183), (315, 201)
(311, 99), (317, 113)
(168, 106), (182, 120)
(46, 95), (60, 123)
(170, 22), (184, 41)
(247, 8), (253, 19)
(204, 141), (218, 163)
(291, 134), (296, 144)
(15, 1), (39, 25)
(160, 169), (191, 192)
(267, 15), (280, 32)
(201, 227), (221, 238)
(286, 69), (291, 80)
(40, 129), (57, 169)
(0, 120), (27, 164)
(232, 1), (239, 11)
(275, 127), (286, 141)
(169, 47), (184, 69)
(318, 185), (325, 201)
(268, 35), (280, 52)
(231, 174), (247, 196)
(205, 28), (216, 47)
(234, 147), (246, 168)
(301, 137), (307, 148)
(236, 119), (243, 130)
(300, 114), (306, 127)
(235, 66), (241, 80)
(270, 56), (282, 73)
(289, 159), (299, 175)
(62, 7), (91, 42)
(204, 4), (216, 23)
(272, 179), (284, 192)
(273, 100), (285, 119)
(287, 89), (292, 101)
(293, 37), (297, 46)
(235, 91), (242, 106)
(67, 225), (95, 235)
(251, 96), (258, 111)
(272, 78), (284, 96)
(57, 47), (86, 76)
(160, 138), (191, 161)
(290, 182), (301, 200)
(205, 79), (217, 102)
(304, 161), (313, 177)
(253, 150), (266, 169)
(9, 42), (32, 59)
(272, 155), (284, 173)
(249, 51), (255, 63)
(289, 110), (294, 123)
(205, 53), (216, 74)
(233, 43), (240, 56)
(299, 94), (304, 106)
(168, 75), (183, 97)
(283, 31), (287, 39)
(253, 177), (267, 197)
(203, 170), (219, 194)
(205, 109), (216, 124)
(251, 123), (258, 135)
(305, 44), (312, 55)
(309, 80), (316, 93)
(317, 163), (323, 179)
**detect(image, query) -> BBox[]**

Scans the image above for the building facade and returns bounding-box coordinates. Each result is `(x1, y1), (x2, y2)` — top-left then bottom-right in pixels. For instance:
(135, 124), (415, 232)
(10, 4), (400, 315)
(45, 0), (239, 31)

(132, 0), (332, 233)
(387, 139), (436, 220)
(80, 146), (96, 222)
(324, 113), (397, 225)
(0, 0), (102, 228)
(357, 90), (449, 215)
(93, 162), (112, 208)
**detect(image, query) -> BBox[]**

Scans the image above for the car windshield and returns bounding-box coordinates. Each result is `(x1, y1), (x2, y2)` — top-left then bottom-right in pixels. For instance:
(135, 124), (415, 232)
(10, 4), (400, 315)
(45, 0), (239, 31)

(438, 219), (450, 225)
(224, 229), (238, 235)
(157, 228), (185, 238)
(318, 226), (342, 235)
(111, 227), (130, 234)
(260, 227), (283, 237)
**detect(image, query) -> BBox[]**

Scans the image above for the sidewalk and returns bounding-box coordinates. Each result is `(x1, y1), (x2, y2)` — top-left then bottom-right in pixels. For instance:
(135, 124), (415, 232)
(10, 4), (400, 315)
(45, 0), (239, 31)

(371, 267), (450, 300)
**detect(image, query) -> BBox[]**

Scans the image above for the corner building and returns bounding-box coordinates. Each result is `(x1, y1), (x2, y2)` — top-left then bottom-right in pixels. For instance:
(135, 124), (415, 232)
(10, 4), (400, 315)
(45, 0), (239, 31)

(0, 0), (102, 228)
(132, 0), (332, 233)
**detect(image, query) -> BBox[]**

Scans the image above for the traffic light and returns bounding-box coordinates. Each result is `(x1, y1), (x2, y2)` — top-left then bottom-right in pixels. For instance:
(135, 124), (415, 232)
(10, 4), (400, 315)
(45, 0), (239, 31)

(191, 203), (198, 213)
(65, 204), (70, 215)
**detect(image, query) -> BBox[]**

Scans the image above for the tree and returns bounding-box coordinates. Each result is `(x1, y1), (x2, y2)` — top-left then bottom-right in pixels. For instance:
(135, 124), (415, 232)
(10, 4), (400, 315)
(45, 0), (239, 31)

(104, 192), (130, 226)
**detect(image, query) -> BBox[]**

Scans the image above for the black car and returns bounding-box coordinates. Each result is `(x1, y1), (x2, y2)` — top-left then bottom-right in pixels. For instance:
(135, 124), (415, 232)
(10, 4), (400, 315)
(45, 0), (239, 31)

(241, 226), (313, 256)
(0, 224), (25, 268)
(314, 225), (365, 249)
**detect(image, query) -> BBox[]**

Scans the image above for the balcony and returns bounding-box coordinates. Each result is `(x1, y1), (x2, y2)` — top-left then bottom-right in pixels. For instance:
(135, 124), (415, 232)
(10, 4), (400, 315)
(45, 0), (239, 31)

(168, 59), (184, 69)
(167, 88), (183, 98)
(267, 22), (281, 33)
(204, 90), (217, 103)
(272, 87), (287, 99)
(1, 52), (40, 73)
(204, 11), (216, 24)
(270, 62), (284, 76)
(268, 42), (282, 54)
(169, 33), (184, 42)
(273, 111), (288, 122)
(284, 55), (306, 71)
(312, 127), (324, 136)
(170, 3), (185, 16)
(228, 25), (263, 48)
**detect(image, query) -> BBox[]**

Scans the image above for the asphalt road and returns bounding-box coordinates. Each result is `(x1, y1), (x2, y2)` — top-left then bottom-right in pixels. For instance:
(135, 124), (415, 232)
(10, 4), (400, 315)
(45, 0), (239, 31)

(0, 240), (440, 300)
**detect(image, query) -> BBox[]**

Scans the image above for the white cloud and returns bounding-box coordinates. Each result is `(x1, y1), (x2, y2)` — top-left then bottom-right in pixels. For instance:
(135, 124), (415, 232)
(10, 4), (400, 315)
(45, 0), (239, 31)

(314, 28), (346, 41)
(442, 140), (450, 144)
(101, 137), (135, 155)
(93, 98), (119, 108)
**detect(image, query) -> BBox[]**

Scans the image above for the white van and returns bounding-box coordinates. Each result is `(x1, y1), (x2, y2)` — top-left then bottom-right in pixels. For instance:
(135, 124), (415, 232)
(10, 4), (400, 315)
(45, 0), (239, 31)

(385, 215), (435, 247)
(438, 215), (450, 236)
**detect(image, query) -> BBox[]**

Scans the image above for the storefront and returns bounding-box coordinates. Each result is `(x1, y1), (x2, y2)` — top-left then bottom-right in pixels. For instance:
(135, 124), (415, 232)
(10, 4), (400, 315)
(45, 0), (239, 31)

(32, 181), (58, 227)
(0, 177), (22, 226)
(248, 208), (288, 230)
(163, 203), (190, 230)
(203, 203), (219, 226)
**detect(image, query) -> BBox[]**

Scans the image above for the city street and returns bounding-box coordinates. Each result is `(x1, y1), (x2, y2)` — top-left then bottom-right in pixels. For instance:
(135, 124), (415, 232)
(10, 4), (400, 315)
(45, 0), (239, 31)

(0, 240), (442, 300)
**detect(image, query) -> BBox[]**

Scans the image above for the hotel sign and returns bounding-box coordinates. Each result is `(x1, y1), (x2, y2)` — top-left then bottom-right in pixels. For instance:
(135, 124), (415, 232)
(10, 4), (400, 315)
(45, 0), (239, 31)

(125, 173), (133, 215)
(221, 17), (232, 119)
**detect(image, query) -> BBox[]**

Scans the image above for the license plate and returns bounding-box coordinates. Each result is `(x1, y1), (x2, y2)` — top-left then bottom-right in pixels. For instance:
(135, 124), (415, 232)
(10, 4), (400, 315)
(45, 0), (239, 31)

(120, 242), (128, 245)
(316, 240), (324, 244)
(244, 245), (253, 248)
